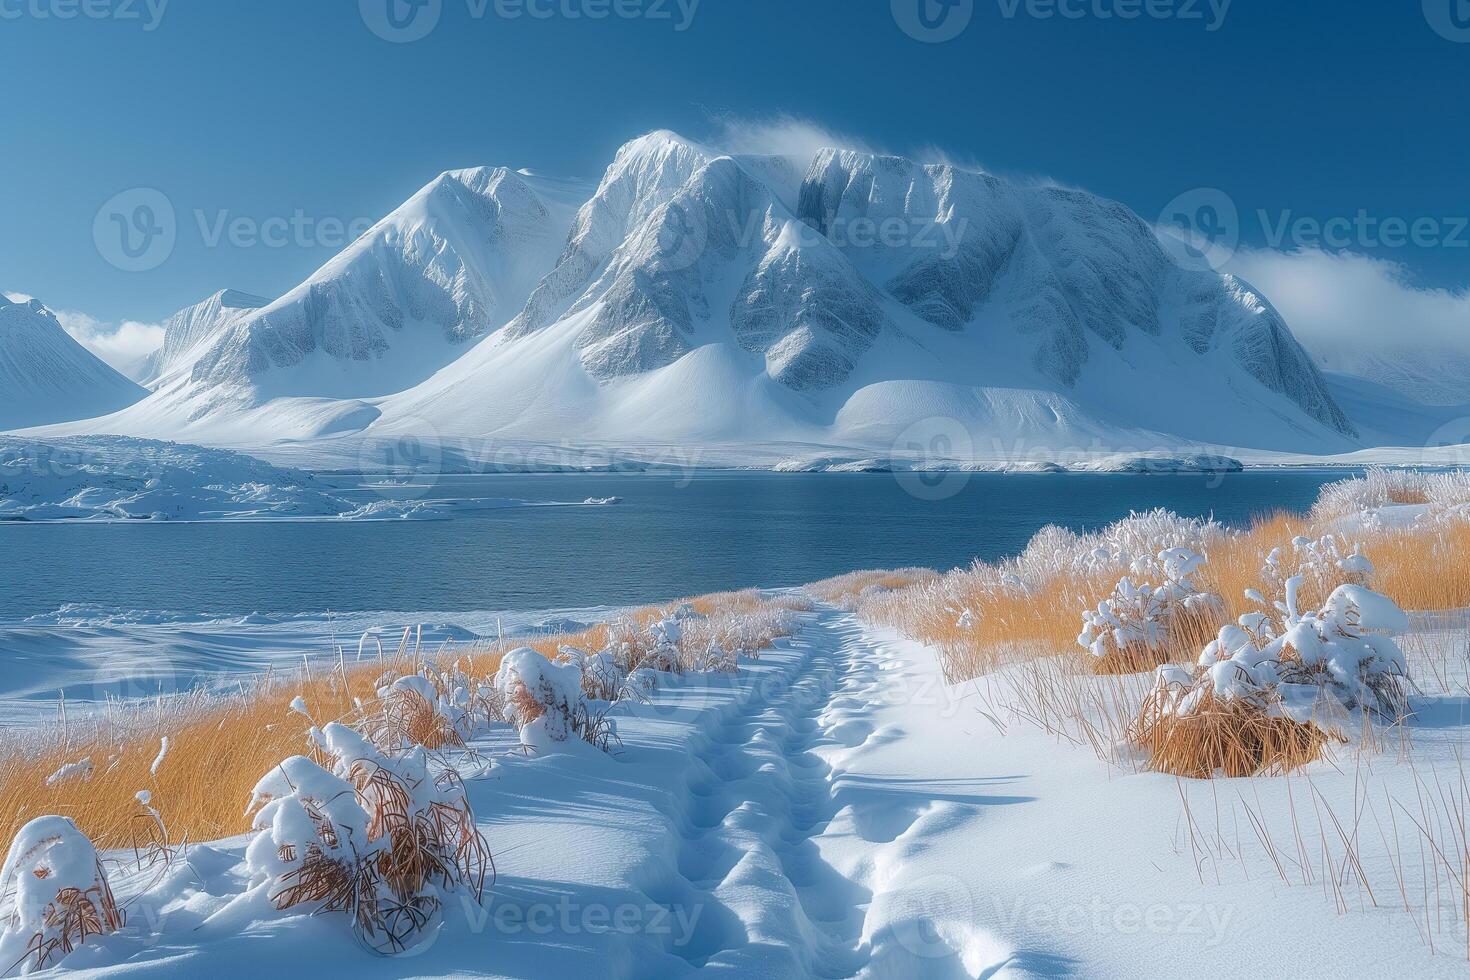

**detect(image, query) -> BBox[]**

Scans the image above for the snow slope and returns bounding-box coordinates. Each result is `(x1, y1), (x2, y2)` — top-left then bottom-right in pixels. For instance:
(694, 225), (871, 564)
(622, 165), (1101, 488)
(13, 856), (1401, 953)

(25, 133), (1363, 459)
(17, 607), (1463, 977)
(0, 298), (146, 429)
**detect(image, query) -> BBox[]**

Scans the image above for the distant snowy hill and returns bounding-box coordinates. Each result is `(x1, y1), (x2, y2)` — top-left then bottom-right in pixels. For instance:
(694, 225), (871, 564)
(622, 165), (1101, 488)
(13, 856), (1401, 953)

(0, 297), (146, 429)
(21, 132), (1368, 460)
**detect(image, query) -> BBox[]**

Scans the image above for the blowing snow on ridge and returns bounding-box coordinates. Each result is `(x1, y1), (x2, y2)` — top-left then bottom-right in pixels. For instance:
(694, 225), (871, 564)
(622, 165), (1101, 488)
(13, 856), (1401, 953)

(19, 132), (1365, 461)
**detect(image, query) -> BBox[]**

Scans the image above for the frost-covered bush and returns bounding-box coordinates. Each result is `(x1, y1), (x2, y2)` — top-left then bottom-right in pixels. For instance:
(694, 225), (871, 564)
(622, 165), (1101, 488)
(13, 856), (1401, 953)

(1310, 467), (1432, 523)
(493, 648), (614, 752)
(0, 816), (122, 973)
(1134, 577), (1413, 777)
(1076, 548), (1222, 672)
(1252, 534), (1374, 614)
(346, 657), (500, 754)
(246, 722), (487, 953)
(557, 645), (639, 703)
(642, 615), (685, 674)
(1025, 510), (1227, 587)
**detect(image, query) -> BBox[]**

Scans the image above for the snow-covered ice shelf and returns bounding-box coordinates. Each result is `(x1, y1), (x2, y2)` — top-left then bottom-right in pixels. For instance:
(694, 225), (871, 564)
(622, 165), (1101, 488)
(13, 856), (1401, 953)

(0, 436), (615, 523)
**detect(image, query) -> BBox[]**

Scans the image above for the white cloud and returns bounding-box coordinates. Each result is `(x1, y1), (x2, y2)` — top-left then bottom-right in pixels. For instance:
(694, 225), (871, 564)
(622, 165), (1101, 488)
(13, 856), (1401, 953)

(56, 311), (165, 378)
(4, 289), (164, 379)
(1223, 247), (1470, 403)
(1225, 247), (1470, 359)
(708, 113), (877, 163)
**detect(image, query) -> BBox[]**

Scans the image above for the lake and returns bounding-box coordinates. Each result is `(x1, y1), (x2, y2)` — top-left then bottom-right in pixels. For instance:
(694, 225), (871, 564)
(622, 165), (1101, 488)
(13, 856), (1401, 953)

(0, 470), (1352, 620)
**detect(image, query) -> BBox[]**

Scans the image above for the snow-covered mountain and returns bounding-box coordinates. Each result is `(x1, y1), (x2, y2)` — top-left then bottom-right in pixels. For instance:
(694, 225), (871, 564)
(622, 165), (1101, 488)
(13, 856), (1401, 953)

(0, 298), (146, 430)
(139, 288), (270, 386)
(20, 132), (1368, 459)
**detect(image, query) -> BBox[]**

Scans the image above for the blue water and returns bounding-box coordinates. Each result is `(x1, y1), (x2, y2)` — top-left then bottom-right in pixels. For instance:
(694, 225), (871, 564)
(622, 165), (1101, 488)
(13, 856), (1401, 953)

(0, 471), (1351, 619)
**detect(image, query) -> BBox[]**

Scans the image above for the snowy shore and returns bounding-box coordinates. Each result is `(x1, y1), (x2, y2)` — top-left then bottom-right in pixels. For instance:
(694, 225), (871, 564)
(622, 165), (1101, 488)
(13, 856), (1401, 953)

(7, 607), (1465, 977)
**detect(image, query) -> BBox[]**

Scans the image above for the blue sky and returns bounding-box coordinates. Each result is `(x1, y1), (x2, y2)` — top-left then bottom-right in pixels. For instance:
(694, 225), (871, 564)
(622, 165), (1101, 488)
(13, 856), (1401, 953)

(1, 0), (1466, 360)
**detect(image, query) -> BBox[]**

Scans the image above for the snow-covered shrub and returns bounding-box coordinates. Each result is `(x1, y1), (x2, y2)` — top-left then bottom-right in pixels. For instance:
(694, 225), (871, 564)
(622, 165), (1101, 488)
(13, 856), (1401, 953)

(493, 648), (614, 752)
(1310, 467), (1431, 524)
(0, 816), (123, 973)
(1254, 534), (1373, 615)
(246, 722), (488, 953)
(1076, 548), (1223, 673)
(641, 615), (684, 674)
(1132, 577), (1412, 777)
(557, 645), (630, 702)
(1022, 510), (1227, 588)
(355, 659), (498, 753)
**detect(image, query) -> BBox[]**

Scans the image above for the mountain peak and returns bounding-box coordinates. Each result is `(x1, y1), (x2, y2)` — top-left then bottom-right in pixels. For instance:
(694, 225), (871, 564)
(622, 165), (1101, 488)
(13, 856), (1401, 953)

(0, 299), (144, 430)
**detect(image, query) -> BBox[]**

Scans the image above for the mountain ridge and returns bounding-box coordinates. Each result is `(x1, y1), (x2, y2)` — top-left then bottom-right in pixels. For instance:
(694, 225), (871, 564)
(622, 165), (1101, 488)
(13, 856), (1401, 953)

(13, 131), (1370, 458)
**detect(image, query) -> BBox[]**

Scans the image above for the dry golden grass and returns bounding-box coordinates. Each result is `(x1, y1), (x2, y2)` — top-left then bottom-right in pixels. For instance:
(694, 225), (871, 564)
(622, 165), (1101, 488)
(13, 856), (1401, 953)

(1130, 685), (1338, 778)
(804, 568), (941, 608)
(0, 589), (805, 853)
(0, 647), (501, 853)
(1362, 520), (1470, 612)
(860, 510), (1470, 690)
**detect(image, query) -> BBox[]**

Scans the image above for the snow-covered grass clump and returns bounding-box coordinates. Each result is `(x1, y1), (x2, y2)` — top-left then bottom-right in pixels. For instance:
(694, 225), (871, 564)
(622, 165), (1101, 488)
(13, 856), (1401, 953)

(492, 647), (615, 752)
(1077, 547), (1223, 673)
(0, 591), (806, 892)
(0, 816), (122, 973)
(1133, 575), (1411, 777)
(836, 510), (1229, 679)
(1310, 466), (1470, 528)
(247, 722), (488, 953)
